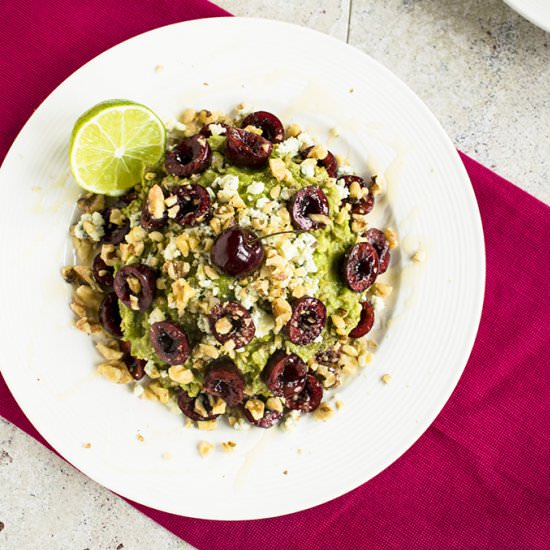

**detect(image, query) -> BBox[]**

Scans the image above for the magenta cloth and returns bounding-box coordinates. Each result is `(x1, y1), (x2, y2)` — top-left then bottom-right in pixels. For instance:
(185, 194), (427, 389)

(1, 2), (549, 549)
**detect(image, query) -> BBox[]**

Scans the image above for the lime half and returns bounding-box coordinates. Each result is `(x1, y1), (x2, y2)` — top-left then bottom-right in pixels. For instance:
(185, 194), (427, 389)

(69, 99), (165, 196)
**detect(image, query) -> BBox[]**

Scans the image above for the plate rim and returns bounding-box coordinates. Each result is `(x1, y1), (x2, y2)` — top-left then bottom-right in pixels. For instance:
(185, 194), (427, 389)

(0, 16), (486, 520)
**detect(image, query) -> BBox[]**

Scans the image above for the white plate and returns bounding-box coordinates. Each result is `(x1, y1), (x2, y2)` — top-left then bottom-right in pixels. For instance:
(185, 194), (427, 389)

(503, 0), (550, 32)
(0, 18), (484, 520)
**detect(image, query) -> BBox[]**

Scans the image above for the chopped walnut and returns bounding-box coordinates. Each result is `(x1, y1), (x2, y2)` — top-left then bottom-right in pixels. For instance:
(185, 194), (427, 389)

(198, 440), (214, 457)
(266, 397), (283, 413)
(197, 420), (217, 431)
(307, 145), (328, 160)
(269, 158), (291, 182)
(220, 441), (237, 453)
(97, 361), (132, 384)
(412, 249), (426, 263)
(147, 184), (166, 219)
(244, 399), (265, 421)
(372, 283), (393, 299)
(286, 123), (302, 138)
(96, 341), (123, 361)
(168, 365), (194, 385)
(313, 402), (334, 421)
(381, 373), (392, 384)
(384, 227), (398, 249)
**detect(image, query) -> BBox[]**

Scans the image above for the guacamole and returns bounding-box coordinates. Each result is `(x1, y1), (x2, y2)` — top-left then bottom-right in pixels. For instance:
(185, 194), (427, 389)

(67, 107), (390, 429)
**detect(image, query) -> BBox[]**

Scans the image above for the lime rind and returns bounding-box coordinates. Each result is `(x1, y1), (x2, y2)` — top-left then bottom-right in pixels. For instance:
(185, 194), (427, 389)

(69, 100), (166, 196)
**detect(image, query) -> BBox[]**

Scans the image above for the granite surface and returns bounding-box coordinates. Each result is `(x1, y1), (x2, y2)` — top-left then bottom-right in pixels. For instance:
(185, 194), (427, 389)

(1, 1), (548, 549)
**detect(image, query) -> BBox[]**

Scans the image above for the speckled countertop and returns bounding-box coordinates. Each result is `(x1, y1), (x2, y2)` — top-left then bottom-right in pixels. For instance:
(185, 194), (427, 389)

(1, 1), (548, 549)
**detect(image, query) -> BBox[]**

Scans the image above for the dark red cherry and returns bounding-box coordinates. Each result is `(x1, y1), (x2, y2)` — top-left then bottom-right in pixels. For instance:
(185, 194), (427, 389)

(172, 183), (211, 226)
(165, 134), (211, 177)
(211, 226), (265, 277)
(262, 351), (307, 399)
(364, 228), (391, 273)
(349, 301), (375, 338)
(285, 296), (326, 345)
(92, 254), (114, 287)
(286, 374), (323, 412)
(140, 207), (167, 231)
(149, 321), (190, 365)
(209, 302), (255, 349)
(113, 264), (157, 312)
(342, 242), (379, 292)
(177, 391), (220, 422)
(225, 127), (273, 168)
(289, 185), (330, 231)
(338, 175), (374, 215)
(302, 147), (338, 178)
(100, 208), (130, 245)
(243, 400), (283, 428)
(203, 357), (245, 406)
(241, 111), (285, 143)
(119, 340), (146, 380)
(98, 292), (122, 337)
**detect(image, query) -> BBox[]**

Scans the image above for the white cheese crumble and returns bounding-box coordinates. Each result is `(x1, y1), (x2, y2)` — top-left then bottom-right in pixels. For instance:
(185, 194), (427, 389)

(208, 123), (226, 136)
(337, 164), (354, 177)
(197, 314), (210, 334)
(133, 385), (145, 398)
(232, 418), (251, 431)
(371, 295), (385, 313)
(129, 212), (142, 228)
(300, 162), (315, 178)
(251, 308), (275, 338)
(74, 212), (105, 242)
(276, 137), (300, 157)
(335, 179), (350, 201)
(280, 239), (298, 261)
(297, 132), (315, 149)
(148, 307), (166, 324)
(247, 181), (265, 195)
(282, 410), (301, 431)
(163, 240), (181, 261)
(144, 360), (158, 378)
(164, 118), (186, 132)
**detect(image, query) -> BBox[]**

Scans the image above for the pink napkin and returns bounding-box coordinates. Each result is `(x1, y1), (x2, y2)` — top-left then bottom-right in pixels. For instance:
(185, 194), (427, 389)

(1, 2), (549, 548)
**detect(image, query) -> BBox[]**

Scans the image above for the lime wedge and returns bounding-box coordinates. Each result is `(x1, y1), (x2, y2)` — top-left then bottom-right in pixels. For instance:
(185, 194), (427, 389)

(69, 99), (165, 196)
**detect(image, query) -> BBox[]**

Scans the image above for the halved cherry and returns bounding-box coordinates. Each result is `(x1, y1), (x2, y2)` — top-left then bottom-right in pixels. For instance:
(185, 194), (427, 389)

(285, 296), (326, 345)
(225, 127), (273, 168)
(243, 400), (283, 428)
(101, 208), (130, 245)
(302, 147), (338, 178)
(364, 228), (391, 273)
(92, 254), (114, 287)
(342, 242), (379, 292)
(177, 390), (220, 422)
(286, 374), (323, 412)
(349, 301), (375, 338)
(289, 185), (330, 231)
(203, 357), (245, 406)
(262, 351), (307, 399)
(114, 264), (157, 312)
(338, 175), (375, 215)
(119, 340), (146, 380)
(209, 302), (255, 349)
(165, 134), (212, 177)
(98, 292), (122, 337)
(171, 183), (211, 226)
(241, 111), (285, 143)
(149, 321), (190, 365)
